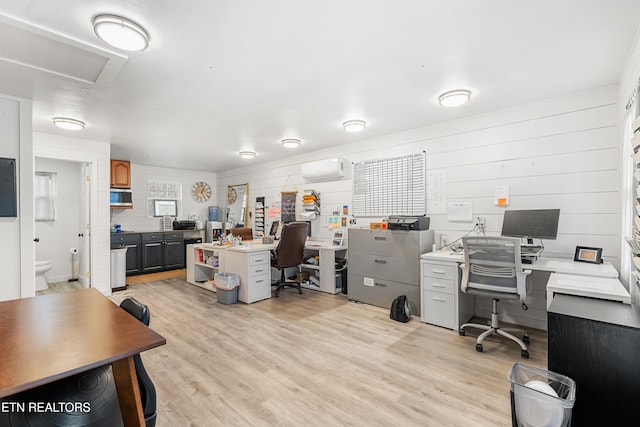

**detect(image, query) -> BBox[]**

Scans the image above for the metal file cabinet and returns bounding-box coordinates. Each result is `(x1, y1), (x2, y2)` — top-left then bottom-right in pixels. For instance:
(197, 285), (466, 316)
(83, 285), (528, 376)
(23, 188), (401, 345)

(347, 228), (433, 316)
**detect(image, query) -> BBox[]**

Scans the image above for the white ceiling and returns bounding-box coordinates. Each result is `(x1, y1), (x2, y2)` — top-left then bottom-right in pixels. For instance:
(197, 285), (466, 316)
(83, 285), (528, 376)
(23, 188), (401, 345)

(0, 1), (639, 172)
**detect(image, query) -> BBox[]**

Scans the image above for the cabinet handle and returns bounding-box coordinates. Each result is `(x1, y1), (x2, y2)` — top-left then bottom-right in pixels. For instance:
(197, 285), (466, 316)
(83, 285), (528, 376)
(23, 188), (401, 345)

(374, 259), (387, 264)
(255, 279), (264, 283)
(374, 236), (386, 241)
(432, 269), (446, 275)
(254, 258), (264, 263)
(432, 283), (446, 288)
(254, 269), (263, 273)
(432, 297), (446, 302)
(374, 282), (387, 287)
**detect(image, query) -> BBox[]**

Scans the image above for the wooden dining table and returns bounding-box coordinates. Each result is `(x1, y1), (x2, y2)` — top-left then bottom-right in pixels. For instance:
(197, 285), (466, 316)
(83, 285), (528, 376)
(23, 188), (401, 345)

(0, 288), (166, 427)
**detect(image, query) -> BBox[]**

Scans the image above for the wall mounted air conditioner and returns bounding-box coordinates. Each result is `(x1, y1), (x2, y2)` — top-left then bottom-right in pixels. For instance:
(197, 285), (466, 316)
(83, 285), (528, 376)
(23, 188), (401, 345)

(301, 157), (346, 182)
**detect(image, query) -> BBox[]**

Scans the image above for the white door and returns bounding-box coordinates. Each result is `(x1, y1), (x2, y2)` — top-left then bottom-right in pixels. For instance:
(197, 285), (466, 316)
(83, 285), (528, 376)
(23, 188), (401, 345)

(80, 162), (91, 287)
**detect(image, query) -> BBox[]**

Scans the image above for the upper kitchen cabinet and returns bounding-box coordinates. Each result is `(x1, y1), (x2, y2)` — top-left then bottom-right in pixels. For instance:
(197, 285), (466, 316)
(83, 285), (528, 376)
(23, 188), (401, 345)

(110, 160), (131, 188)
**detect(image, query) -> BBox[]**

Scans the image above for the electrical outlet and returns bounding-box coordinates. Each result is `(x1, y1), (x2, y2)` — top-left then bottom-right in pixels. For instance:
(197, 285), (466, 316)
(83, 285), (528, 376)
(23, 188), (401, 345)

(474, 216), (485, 230)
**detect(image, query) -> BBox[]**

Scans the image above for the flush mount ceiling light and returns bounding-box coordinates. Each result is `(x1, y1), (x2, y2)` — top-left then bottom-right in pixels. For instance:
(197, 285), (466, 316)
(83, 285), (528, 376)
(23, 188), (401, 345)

(52, 117), (85, 130)
(281, 138), (301, 148)
(438, 89), (471, 107)
(93, 14), (149, 51)
(342, 120), (367, 133)
(239, 151), (256, 159)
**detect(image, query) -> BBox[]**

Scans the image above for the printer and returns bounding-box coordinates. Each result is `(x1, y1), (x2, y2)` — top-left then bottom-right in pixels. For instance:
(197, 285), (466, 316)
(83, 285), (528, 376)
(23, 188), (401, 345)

(387, 215), (430, 231)
(173, 220), (196, 230)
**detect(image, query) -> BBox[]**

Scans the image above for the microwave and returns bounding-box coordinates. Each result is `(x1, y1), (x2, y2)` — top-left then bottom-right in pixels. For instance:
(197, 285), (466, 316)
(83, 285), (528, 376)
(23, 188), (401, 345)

(110, 188), (133, 207)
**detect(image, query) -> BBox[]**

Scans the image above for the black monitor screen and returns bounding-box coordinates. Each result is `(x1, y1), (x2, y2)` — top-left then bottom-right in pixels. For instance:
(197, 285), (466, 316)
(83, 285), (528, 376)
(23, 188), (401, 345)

(501, 209), (560, 240)
(269, 221), (279, 236)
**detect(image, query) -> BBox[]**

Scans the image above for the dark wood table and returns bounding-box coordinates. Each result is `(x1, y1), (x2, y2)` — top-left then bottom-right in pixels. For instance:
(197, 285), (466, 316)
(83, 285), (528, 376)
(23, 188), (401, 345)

(0, 288), (166, 427)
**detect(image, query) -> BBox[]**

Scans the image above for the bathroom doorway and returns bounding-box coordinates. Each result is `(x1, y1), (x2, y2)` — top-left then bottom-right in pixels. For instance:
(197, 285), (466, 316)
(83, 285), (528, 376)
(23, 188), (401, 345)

(34, 157), (91, 295)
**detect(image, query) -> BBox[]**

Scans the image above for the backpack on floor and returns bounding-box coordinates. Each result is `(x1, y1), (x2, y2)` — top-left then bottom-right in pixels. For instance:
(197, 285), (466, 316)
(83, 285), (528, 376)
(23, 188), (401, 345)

(390, 295), (411, 323)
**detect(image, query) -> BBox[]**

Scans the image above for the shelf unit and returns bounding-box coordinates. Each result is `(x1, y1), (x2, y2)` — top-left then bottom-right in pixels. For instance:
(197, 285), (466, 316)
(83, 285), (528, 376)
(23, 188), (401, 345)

(186, 244), (227, 292)
(255, 197), (265, 237)
(628, 116), (640, 292)
(298, 245), (347, 294)
(302, 189), (320, 218)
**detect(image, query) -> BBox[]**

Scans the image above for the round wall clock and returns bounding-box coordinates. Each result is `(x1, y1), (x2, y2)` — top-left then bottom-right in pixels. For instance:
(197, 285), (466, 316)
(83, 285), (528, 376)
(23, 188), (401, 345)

(191, 181), (211, 202)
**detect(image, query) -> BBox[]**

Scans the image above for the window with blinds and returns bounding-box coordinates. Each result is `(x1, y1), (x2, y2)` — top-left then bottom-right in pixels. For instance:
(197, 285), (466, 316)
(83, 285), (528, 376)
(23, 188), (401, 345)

(352, 152), (426, 217)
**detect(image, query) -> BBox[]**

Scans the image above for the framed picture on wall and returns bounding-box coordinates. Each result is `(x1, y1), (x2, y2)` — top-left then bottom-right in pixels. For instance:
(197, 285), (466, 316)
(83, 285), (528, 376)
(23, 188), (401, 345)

(574, 246), (603, 264)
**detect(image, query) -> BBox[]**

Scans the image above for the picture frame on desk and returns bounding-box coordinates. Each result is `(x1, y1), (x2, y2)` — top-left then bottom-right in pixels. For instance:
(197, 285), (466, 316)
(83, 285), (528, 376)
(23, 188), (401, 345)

(574, 246), (603, 264)
(332, 230), (344, 246)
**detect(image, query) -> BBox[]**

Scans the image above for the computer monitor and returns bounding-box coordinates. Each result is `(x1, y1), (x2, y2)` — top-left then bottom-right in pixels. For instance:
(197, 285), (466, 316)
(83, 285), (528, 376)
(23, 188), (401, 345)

(269, 220), (279, 237)
(500, 209), (560, 240)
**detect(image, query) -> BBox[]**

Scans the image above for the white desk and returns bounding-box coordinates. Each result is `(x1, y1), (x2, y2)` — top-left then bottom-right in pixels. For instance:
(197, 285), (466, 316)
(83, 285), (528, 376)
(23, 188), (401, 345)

(419, 250), (621, 330)
(546, 273), (630, 309)
(186, 240), (347, 301)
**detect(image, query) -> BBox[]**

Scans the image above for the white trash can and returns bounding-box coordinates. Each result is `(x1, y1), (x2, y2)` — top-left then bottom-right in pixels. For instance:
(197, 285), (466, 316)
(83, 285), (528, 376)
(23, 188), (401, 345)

(509, 362), (576, 427)
(110, 248), (128, 289)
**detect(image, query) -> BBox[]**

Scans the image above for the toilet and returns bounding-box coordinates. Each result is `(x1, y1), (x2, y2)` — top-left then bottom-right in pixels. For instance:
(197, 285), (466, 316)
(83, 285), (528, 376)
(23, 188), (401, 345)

(35, 260), (52, 291)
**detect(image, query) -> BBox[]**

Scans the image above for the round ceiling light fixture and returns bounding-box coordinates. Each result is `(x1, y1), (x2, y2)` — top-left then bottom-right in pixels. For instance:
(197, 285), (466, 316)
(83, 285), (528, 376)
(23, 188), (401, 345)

(93, 14), (150, 51)
(281, 138), (301, 148)
(52, 117), (85, 130)
(438, 89), (471, 107)
(342, 120), (367, 133)
(239, 151), (256, 159)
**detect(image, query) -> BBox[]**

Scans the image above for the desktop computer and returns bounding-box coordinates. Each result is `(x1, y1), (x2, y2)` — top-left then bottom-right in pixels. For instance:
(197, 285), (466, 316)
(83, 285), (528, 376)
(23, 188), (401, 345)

(500, 209), (561, 262)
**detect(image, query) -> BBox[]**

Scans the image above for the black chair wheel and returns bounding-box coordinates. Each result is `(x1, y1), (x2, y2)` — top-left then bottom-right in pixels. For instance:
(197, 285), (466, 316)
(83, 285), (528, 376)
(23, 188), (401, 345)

(458, 329), (466, 336)
(475, 343), (483, 352)
(523, 335), (530, 345)
(521, 350), (530, 358)
(298, 288), (303, 294)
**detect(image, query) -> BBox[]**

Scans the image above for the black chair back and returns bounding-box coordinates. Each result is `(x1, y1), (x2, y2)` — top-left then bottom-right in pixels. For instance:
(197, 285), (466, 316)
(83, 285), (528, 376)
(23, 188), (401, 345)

(120, 297), (157, 427)
(274, 222), (308, 268)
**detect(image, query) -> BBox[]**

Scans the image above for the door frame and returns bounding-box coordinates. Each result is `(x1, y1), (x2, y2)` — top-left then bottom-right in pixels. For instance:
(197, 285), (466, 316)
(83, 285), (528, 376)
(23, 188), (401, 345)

(27, 143), (100, 297)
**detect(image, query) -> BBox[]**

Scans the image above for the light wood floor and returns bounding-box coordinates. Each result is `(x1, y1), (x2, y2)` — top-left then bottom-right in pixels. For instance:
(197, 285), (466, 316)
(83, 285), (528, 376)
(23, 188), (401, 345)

(111, 278), (548, 427)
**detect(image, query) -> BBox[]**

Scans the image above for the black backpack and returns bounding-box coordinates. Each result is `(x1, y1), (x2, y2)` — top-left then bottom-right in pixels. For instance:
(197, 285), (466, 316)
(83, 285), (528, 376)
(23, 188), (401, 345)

(390, 295), (411, 323)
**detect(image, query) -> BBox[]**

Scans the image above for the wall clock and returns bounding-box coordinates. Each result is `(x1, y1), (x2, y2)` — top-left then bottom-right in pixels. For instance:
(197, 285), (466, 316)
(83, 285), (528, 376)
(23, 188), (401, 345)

(191, 181), (211, 202)
(227, 186), (237, 204)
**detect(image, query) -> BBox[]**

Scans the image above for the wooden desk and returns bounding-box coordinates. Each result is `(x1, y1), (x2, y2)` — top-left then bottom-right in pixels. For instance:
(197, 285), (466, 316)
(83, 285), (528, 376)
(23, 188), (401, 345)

(0, 288), (166, 427)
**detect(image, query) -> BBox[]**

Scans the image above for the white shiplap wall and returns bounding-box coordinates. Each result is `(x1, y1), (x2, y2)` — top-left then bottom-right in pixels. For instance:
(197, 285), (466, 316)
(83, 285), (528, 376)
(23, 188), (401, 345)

(110, 163), (217, 232)
(217, 86), (621, 330)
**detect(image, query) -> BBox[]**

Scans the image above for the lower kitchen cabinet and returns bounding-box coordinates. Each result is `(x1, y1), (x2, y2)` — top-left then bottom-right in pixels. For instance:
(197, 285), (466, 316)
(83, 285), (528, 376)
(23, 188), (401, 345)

(142, 232), (185, 273)
(110, 233), (142, 275)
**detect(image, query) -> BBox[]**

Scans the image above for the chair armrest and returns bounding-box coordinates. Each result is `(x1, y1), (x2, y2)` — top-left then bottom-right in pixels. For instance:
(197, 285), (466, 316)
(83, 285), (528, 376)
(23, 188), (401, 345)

(459, 262), (469, 293)
(516, 270), (532, 301)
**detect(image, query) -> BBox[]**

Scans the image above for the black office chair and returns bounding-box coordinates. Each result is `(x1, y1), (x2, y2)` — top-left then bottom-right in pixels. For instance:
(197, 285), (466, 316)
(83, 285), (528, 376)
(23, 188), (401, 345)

(271, 222), (309, 297)
(119, 297), (157, 427)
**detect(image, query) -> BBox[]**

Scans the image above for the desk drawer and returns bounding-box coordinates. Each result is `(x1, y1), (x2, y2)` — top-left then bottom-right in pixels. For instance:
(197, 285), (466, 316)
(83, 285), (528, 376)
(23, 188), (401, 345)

(422, 290), (455, 330)
(247, 273), (270, 300)
(249, 263), (269, 277)
(249, 252), (269, 267)
(422, 276), (455, 295)
(422, 263), (457, 280)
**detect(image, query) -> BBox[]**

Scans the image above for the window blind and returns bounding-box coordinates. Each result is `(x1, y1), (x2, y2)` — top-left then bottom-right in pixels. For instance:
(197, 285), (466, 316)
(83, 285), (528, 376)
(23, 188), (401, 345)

(352, 152), (426, 217)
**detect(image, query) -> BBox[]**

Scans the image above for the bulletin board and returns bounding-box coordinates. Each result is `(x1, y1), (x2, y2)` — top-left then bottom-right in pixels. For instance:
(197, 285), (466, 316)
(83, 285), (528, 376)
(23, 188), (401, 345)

(352, 152), (426, 217)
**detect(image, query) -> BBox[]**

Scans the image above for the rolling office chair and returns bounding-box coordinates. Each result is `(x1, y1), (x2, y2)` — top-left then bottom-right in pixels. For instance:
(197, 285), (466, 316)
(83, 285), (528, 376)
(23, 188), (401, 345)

(230, 227), (253, 241)
(0, 298), (157, 427)
(458, 236), (533, 358)
(119, 297), (158, 427)
(271, 222), (309, 297)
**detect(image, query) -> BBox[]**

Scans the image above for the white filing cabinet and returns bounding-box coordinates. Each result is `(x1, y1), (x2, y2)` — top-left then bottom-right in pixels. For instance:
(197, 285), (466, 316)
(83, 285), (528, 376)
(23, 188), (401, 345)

(226, 248), (271, 304)
(420, 256), (474, 330)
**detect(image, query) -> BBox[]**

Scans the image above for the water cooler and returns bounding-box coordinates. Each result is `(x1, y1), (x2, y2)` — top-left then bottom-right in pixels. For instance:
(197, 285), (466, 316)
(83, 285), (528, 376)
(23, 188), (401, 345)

(206, 221), (223, 242)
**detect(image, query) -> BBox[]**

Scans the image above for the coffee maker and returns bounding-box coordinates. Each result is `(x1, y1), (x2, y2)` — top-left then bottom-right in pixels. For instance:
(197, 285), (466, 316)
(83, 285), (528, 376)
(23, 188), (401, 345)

(205, 221), (223, 242)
